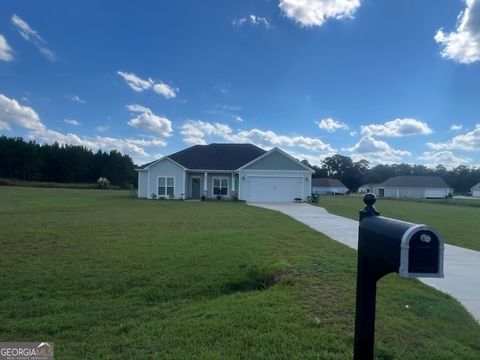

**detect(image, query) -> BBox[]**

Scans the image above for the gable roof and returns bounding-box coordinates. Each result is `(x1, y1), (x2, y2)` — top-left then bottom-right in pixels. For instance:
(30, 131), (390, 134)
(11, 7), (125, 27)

(136, 156), (187, 170)
(312, 178), (348, 188)
(237, 147), (314, 172)
(381, 176), (449, 188)
(139, 143), (267, 171)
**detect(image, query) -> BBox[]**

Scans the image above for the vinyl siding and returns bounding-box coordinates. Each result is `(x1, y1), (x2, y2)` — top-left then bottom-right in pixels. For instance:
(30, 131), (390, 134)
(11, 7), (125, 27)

(137, 171), (148, 198)
(243, 150), (306, 171)
(146, 159), (185, 199)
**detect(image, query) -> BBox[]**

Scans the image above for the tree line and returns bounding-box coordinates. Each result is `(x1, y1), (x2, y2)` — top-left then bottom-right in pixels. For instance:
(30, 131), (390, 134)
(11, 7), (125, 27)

(1, 136), (479, 193)
(0, 136), (136, 187)
(302, 154), (480, 195)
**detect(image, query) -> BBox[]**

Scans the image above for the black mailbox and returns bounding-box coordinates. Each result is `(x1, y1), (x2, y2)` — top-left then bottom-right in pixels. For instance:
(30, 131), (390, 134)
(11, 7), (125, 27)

(354, 194), (444, 360)
(359, 216), (444, 278)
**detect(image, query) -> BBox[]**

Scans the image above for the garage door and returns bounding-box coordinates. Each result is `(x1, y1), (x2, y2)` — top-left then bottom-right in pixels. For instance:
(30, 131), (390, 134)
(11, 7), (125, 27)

(425, 189), (447, 198)
(246, 176), (303, 202)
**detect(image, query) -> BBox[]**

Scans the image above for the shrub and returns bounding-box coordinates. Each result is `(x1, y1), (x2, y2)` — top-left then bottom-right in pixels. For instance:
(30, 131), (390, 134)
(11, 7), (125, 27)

(97, 177), (110, 189)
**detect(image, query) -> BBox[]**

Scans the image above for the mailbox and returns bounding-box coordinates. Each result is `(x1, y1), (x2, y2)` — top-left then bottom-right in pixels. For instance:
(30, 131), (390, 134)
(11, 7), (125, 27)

(359, 215), (444, 278)
(354, 194), (444, 360)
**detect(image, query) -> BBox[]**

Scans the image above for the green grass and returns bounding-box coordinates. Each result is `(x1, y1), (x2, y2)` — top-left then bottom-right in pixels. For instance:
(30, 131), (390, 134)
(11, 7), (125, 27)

(319, 195), (480, 252)
(0, 178), (123, 190)
(0, 187), (479, 359)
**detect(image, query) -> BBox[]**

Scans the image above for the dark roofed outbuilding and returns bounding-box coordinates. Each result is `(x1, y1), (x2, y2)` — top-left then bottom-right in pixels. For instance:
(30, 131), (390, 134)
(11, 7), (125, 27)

(375, 176), (452, 199)
(381, 176), (449, 188)
(311, 178), (348, 195)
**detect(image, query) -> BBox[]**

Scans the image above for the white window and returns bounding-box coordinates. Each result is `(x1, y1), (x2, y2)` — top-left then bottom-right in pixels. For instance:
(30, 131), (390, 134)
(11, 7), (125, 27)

(213, 177), (228, 196)
(158, 177), (175, 197)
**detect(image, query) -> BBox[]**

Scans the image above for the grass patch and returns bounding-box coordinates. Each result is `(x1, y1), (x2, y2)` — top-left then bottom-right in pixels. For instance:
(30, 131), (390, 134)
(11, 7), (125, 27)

(0, 187), (479, 359)
(319, 195), (480, 252)
(0, 178), (124, 190)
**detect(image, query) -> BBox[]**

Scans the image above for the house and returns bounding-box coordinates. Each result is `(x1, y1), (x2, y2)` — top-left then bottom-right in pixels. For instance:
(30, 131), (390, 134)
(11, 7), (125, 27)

(311, 178), (348, 195)
(358, 183), (380, 194)
(372, 176), (452, 199)
(471, 183), (480, 197)
(136, 143), (314, 202)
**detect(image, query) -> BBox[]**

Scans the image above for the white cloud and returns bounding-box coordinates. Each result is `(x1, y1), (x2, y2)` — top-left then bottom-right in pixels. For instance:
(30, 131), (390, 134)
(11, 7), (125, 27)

(180, 119), (334, 152)
(95, 125), (109, 132)
(152, 83), (177, 99)
(11, 14), (56, 61)
(435, 0), (480, 64)
(233, 15), (271, 28)
(317, 118), (349, 133)
(234, 115), (244, 122)
(361, 118), (433, 137)
(126, 104), (173, 137)
(0, 94), (45, 131)
(419, 151), (471, 169)
(0, 35), (14, 62)
(66, 95), (86, 104)
(0, 94), (165, 162)
(279, 0), (361, 27)
(345, 135), (411, 163)
(231, 129), (334, 152)
(30, 128), (164, 158)
(117, 71), (177, 98)
(450, 124), (463, 131)
(117, 71), (152, 92)
(288, 151), (335, 166)
(180, 120), (233, 145)
(64, 119), (81, 126)
(428, 124), (480, 151)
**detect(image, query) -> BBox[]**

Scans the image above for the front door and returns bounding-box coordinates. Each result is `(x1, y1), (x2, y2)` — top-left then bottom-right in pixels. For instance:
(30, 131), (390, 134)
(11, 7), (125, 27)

(191, 178), (201, 198)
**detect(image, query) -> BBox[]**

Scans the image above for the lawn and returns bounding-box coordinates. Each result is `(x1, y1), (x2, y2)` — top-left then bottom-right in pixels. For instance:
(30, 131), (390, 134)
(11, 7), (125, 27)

(0, 187), (479, 359)
(318, 195), (480, 252)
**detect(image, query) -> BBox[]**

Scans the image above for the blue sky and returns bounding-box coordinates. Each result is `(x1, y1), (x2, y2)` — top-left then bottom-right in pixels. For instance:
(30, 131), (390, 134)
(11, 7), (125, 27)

(1, 0), (480, 167)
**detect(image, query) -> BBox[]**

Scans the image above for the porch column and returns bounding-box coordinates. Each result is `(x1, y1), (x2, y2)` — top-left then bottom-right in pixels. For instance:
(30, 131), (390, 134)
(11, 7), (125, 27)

(203, 172), (208, 197)
(231, 173), (236, 197)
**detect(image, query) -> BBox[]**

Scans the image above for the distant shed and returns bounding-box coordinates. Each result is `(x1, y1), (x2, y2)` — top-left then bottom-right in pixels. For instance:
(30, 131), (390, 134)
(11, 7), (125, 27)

(471, 183), (480, 197)
(311, 178), (348, 195)
(380, 176), (451, 199)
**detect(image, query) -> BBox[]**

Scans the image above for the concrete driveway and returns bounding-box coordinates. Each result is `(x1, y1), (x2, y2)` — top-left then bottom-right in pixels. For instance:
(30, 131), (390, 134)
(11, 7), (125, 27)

(250, 202), (480, 323)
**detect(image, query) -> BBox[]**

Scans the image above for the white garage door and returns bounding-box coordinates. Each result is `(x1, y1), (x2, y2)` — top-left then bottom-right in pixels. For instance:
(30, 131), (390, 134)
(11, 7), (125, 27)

(246, 176), (303, 202)
(425, 189), (447, 198)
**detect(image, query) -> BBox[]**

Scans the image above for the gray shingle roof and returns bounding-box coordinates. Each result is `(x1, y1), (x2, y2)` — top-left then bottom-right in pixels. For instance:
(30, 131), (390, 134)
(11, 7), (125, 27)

(381, 176), (449, 188)
(312, 178), (348, 188)
(139, 143), (266, 170)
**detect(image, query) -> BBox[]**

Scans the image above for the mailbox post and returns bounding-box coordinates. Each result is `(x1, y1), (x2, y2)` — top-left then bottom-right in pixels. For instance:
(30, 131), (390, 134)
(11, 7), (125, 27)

(353, 194), (444, 360)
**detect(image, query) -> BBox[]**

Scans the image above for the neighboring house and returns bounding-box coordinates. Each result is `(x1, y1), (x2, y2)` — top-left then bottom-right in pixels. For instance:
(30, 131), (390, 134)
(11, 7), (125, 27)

(136, 143), (314, 202)
(358, 183), (380, 194)
(375, 176), (452, 199)
(311, 178), (348, 195)
(471, 183), (480, 197)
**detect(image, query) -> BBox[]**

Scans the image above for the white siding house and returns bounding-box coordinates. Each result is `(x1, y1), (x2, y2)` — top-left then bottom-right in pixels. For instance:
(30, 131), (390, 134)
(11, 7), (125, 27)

(363, 176), (452, 199)
(471, 183), (480, 197)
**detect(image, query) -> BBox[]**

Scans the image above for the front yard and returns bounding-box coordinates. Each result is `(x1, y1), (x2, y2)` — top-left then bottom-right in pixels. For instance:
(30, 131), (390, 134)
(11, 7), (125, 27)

(0, 187), (479, 359)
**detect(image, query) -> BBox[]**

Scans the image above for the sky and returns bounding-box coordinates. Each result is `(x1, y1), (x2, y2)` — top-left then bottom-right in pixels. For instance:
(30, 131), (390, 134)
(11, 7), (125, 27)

(1, 0), (480, 168)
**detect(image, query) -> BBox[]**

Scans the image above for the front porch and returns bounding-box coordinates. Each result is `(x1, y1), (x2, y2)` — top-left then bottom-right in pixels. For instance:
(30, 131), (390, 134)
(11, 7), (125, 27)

(185, 171), (239, 199)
